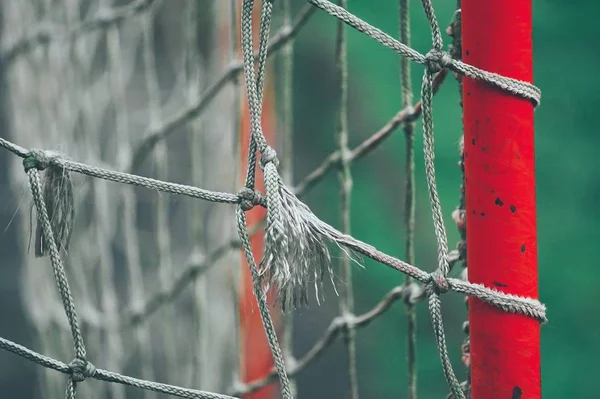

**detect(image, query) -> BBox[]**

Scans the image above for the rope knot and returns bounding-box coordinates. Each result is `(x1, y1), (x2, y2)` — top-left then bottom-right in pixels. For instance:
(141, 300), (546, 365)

(428, 270), (450, 294)
(23, 149), (53, 172)
(260, 146), (280, 169)
(68, 358), (96, 383)
(424, 49), (452, 73)
(238, 187), (264, 211)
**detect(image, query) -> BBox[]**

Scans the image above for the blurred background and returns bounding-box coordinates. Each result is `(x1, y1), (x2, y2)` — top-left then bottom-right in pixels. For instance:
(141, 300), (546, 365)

(0, 0), (598, 398)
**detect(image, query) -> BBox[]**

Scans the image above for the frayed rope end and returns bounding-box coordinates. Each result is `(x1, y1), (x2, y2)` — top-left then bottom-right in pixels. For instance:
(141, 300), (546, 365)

(259, 156), (363, 311)
(24, 149), (75, 258)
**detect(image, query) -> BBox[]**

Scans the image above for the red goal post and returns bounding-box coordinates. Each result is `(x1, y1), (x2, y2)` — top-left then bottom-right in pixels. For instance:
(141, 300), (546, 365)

(462, 0), (541, 398)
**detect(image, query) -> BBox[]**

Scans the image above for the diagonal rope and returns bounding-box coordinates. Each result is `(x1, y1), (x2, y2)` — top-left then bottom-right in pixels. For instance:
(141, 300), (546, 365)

(128, 5), (317, 173)
(243, 0), (275, 190)
(304, 0), (542, 396)
(0, 139), (548, 323)
(334, 0), (359, 397)
(236, 207), (293, 399)
(306, 0), (541, 106)
(24, 158), (87, 398)
(0, 141), (252, 206)
(120, 85), (447, 328)
(0, 337), (239, 399)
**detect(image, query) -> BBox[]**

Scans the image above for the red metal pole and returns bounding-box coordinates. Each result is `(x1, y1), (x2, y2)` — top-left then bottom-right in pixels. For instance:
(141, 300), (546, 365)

(462, 1), (541, 398)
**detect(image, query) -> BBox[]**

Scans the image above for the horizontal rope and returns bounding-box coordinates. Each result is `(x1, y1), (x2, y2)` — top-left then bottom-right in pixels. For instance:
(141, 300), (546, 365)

(119, 77), (447, 328)
(0, 136), (548, 325)
(229, 284), (424, 396)
(0, 138), (266, 209)
(127, 4), (317, 173)
(0, 139), (547, 324)
(0, 337), (238, 399)
(0, 0), (159, 64)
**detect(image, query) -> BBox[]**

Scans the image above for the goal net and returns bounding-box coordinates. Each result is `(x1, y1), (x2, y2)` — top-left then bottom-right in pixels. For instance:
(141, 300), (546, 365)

(0, 1), (546, 398)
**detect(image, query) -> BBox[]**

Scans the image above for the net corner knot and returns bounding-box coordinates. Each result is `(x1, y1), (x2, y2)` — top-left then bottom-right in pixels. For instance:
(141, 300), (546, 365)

(238, 187), (265, 211)
(424, 49), (452, 73)
(68, 358), (96, 383)
(23, 149), (53, 172)
(260, 145), (280, 169)
(428, 270), (450, 294)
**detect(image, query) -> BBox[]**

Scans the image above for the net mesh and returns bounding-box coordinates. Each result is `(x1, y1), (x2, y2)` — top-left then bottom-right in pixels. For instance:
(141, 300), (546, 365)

(0, 1), (546, 398)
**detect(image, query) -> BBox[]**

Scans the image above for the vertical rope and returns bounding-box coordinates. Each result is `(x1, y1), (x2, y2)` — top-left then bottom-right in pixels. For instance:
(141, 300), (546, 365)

(102, 12), (128, 398)
(239, 1), (293, 396)
(72, 7), (106, 394)
(419, 0), (463, 397)
(280, 0), (297, 396)
(240, 0), (271, 154)
(113, 6), (157, 397)
(142, 1), (179, 385)
(228, 0), (243, 388)
(183, 0), (209, 388)
(236, 207), (293, 399)
(399, 0), (418, 397)
(242, 0), (275, 190)
(419, 0), (450, 277)
(281, 0), (294, 186)
(26, 166), (87, 398)
(334, 1), (358, 398)
(31, 4), (82, 396)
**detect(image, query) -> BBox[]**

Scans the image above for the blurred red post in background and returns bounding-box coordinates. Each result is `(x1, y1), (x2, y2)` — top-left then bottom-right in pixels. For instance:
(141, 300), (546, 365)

(462, 1), (541, 398)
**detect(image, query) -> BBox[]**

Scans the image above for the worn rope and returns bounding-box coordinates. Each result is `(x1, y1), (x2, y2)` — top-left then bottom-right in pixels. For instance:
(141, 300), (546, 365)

(24, 158), (87, 398)
(0, 129), (546, 397)
(120, 89), (447, 326)
(242, 0), (273, 190)
(417, 0), (465, 394)
(239, 1), (294, 397)
(236, 207), (293, 398)
(305, 0), (541, 396)
(0, 139), (264, 208)
(0, 139), (548, 321)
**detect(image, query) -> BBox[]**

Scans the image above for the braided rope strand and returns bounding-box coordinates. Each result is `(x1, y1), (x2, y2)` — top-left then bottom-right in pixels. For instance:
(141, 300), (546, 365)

(1, 139), (548, 324)
(307, 0), (541, 106)
(236, 207), (294, 399)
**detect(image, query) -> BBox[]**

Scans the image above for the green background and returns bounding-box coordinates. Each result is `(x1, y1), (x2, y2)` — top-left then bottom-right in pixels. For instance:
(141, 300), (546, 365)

(0, 1), (596, 397)
(288, 1), (599, 398)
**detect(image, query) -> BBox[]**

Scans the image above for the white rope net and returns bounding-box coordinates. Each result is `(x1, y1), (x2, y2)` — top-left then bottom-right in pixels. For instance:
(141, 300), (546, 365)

(0, 1), (545, 398)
